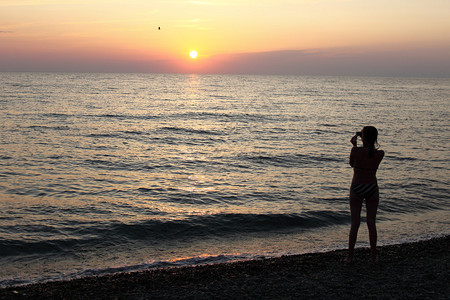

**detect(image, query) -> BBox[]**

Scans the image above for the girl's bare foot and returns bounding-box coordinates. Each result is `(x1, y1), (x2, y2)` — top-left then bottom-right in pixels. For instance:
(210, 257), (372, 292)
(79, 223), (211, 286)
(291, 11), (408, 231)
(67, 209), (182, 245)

(344, 256), (354, 264)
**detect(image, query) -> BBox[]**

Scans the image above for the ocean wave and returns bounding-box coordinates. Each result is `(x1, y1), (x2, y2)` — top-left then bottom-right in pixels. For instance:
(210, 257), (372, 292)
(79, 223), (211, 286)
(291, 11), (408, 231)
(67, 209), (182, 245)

(82, 158), (175, 172)
(0, 238), (78, 257)
(0, 253), (258, 288)
(27, 125), (71, 131)
(387, 154), (419, 161)
(95, 114), (158, 121)
(167, 111), (283, 123)
(240, 153), (340, 168)
(159, 126), (224, 136)
(42, 113), (72, 118)
(71, 253), (258, 279)
(87, 133), (121, 138)
(0, 211), (348, 258)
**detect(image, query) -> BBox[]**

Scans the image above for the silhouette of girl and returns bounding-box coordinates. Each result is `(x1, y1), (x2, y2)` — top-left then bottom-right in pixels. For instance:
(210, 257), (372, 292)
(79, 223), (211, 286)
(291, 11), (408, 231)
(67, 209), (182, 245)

(346, 126), (384, 264)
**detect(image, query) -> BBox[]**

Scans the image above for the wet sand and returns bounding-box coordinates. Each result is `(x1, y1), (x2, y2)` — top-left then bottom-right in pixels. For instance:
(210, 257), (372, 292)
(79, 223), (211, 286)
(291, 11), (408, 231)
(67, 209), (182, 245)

(1, 235), (448, 299)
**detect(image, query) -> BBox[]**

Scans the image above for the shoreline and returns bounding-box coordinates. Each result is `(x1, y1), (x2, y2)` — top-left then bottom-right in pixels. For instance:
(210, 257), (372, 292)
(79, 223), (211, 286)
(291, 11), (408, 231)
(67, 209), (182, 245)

(1, 235), (448, 299)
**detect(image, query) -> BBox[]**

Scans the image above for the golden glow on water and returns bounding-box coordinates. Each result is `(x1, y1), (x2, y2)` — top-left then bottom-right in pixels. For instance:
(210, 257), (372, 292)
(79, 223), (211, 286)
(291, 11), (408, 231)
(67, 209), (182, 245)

(1, 73), (449, 286)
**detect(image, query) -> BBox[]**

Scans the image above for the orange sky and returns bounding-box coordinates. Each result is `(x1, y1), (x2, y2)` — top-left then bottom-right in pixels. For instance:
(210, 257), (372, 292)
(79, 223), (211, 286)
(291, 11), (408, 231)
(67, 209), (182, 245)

(1, 0), (449, 76)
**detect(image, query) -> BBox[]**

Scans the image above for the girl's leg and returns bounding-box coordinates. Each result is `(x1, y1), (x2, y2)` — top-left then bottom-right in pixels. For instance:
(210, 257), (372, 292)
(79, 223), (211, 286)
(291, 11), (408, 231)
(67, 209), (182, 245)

(346, 189), (363, 263)
(366, 189), (379, 263)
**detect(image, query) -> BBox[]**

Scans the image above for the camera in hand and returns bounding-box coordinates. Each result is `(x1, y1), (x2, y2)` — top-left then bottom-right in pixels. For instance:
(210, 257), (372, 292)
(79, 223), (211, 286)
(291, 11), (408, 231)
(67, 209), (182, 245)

(356, 131), (362, 137)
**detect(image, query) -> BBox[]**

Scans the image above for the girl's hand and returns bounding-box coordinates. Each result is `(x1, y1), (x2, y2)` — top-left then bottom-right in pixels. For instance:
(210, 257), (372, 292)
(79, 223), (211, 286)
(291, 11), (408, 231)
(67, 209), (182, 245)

(351, 135), (357, 147)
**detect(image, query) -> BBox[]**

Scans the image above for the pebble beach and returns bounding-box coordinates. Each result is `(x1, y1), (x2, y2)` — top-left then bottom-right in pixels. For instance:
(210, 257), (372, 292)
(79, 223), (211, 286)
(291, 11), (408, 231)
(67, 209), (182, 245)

(1, 235), (448, 299)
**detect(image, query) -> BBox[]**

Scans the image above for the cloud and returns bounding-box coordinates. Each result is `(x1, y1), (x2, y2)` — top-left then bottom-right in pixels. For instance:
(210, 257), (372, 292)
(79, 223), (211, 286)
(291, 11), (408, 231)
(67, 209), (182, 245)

(1, 44), (448, 77)
(196, 46), (450, 77)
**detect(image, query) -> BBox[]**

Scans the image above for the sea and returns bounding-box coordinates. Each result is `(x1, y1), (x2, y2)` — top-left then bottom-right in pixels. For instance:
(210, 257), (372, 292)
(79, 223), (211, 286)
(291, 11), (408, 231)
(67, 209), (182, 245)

(0, 73), (449, 287)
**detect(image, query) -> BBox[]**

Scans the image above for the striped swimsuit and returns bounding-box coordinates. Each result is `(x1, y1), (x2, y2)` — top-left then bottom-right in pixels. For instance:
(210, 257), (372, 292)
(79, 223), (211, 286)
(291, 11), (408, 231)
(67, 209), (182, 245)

(351, 183), (378, 200)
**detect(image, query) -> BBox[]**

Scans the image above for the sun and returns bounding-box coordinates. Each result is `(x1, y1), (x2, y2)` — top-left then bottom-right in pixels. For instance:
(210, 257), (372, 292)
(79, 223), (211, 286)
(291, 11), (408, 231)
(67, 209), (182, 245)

(189, 50), (198, 59)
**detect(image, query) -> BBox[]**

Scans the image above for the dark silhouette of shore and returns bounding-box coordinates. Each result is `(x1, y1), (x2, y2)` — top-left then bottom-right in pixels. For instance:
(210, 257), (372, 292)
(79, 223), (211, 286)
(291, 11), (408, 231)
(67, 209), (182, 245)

(1, 236), (448, 299)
